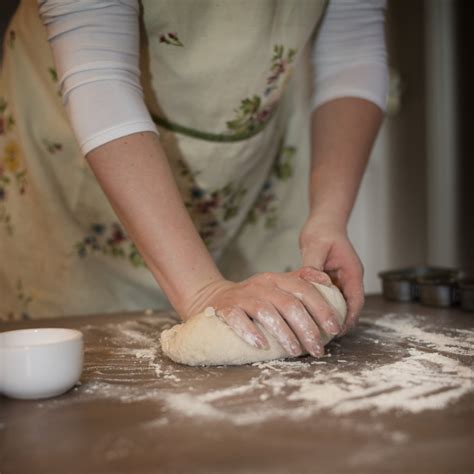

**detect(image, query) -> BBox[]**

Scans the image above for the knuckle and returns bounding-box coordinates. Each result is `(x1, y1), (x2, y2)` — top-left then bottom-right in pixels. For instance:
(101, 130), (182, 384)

(285, 298), (304, 314)
(255, 272), (277, 288)
(218, 306), (235, 322)
(252, 299), (266, 312)
(221, 307), (245, 326)
(301, 265), (323, 276)
(255, 309), (273, 326)
(254, 303), (276, 324)
(316, 305), (333, 321)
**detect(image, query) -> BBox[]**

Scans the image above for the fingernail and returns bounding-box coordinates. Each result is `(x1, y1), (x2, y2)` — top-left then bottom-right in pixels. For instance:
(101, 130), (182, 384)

(258, 336), (269, 349)
(309, 342), (324, 358)
(289, 342), (303, 357)
(324, 318), (340, 335)
(254, 334), (269, 349)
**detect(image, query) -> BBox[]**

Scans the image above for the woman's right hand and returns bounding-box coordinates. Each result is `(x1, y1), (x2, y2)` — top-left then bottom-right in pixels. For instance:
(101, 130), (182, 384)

(181, 268), (342, 358)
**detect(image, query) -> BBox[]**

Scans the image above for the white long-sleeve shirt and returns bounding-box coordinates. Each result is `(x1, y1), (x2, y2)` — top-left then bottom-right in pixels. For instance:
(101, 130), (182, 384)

(38, 0), (388, 155)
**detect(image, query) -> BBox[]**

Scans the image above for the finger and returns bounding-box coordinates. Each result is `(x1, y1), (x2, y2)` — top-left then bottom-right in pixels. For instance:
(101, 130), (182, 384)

(243, 300), (302, 357)
(275, 271), (340, 335)
(271, 289), (324, 357)
(217, 306), (268, 349)
(340, 293), (364, 335)
(338, 267), (365, 335)
(287, 277), (341, 336)
(298, 266), (332, 286)
(300, 239), (331, 270)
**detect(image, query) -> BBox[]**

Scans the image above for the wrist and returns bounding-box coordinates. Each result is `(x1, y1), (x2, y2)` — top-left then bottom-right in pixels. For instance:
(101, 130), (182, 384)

(299, 213), (349, 256)
(147, 258), (225, 319)
(305, 210), (348, 234)
(177, 276), (233, 320)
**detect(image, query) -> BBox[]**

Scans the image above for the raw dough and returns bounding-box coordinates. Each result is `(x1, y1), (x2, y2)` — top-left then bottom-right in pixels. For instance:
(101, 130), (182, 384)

(160, 283), (347, 366)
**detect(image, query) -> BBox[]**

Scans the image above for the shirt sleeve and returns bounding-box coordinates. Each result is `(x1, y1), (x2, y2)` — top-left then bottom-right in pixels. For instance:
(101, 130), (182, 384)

(312, 0), (389, 112)
(38, 0), (158, 155)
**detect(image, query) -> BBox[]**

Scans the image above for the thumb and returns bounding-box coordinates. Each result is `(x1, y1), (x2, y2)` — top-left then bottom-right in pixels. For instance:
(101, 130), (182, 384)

(300, 238), (331, 270)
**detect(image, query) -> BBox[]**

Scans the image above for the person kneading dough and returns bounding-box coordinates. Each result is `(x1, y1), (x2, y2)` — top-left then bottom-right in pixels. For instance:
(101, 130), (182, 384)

(1, 1), (387, 360)
(161, 280), (347, 366)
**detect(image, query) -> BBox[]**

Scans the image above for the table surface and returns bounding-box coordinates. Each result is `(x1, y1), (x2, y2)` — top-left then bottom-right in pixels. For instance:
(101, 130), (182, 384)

(1, 296), (473, 474)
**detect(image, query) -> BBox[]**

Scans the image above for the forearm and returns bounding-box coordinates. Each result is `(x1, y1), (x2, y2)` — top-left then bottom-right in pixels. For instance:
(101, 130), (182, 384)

(86, 132), (223, 316)
(309, 97), (383, 227)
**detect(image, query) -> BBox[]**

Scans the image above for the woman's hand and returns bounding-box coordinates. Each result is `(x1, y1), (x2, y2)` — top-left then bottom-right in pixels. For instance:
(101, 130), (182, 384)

(304, 98), (383, 334)
(182, 269), (341, 358)
(299, 216), (364, 335)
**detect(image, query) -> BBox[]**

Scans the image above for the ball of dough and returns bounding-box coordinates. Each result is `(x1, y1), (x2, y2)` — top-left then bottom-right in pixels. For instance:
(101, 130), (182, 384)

(160, 282), (347, 366)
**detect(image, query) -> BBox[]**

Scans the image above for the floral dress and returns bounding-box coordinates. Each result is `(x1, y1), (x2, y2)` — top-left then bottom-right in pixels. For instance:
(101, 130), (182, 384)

(0, 0), (327, 320)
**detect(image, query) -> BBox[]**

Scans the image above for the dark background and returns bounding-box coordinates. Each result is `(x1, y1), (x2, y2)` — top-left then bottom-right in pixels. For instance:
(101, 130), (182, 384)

(456, 0), (474, 271)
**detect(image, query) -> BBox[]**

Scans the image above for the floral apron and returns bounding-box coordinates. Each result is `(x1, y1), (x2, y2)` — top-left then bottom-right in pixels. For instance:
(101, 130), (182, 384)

(0, 0), (327, 320)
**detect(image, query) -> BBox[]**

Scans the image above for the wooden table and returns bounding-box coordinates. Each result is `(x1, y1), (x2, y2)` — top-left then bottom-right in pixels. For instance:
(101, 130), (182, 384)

(1, 296), (473, 473)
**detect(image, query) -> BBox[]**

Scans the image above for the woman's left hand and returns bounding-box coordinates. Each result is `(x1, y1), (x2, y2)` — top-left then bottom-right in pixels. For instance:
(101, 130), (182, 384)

(299, 215), (365, 335)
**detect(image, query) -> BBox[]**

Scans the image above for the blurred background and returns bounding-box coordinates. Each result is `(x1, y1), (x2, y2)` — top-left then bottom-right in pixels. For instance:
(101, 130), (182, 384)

(1, 0), (472, 294)
(348, 0), (473, 291)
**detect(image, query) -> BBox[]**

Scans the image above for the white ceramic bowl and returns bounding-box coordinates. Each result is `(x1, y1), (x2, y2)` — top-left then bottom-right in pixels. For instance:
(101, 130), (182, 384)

(0, 328), (83, 400)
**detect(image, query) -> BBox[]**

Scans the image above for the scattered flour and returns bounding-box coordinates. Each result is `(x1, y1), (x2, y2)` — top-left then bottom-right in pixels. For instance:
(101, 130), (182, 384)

(363, 313), (474, 355)
(37, 311), (474, 431)
(286, 348), (473, 415)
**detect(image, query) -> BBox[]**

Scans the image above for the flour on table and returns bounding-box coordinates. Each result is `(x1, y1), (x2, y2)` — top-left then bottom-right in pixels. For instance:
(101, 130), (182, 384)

(35, 311), (473, 431)
(80, 313), (178, 384)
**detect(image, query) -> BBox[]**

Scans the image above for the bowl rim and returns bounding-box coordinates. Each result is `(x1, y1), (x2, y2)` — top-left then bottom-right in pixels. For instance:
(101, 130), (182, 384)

(0, 327), (83, 350)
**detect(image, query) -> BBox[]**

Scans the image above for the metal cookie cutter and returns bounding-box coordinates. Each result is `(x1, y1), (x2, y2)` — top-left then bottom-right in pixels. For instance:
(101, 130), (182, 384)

(416, 274), (460, 308)
(458, 278), (474, 312)
(378, 266), (460, 305)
